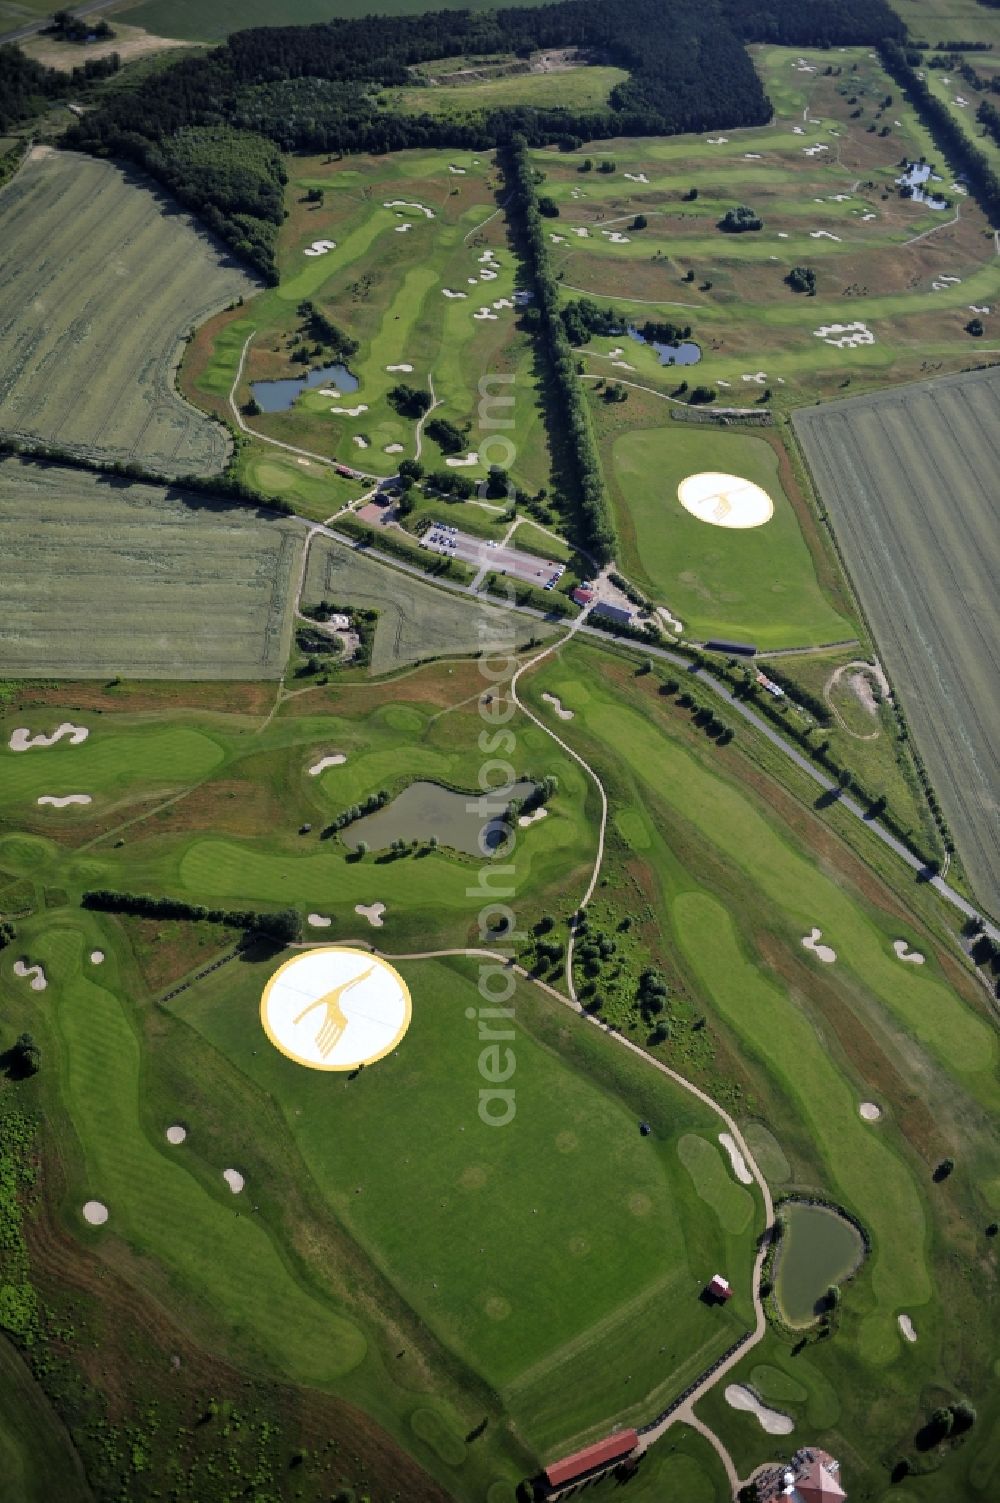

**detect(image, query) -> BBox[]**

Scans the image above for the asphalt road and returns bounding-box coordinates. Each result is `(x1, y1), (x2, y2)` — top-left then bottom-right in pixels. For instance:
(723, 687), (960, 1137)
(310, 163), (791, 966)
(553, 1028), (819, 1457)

(0, 1), (120, 45)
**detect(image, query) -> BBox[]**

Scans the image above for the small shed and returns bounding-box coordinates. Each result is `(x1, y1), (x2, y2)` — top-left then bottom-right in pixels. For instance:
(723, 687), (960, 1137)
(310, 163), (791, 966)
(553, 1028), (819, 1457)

(707, 1273), (733, 1301)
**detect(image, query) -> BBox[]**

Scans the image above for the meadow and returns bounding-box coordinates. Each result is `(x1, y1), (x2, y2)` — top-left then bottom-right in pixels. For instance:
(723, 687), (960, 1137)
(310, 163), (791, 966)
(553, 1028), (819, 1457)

(0, 150), (255, 474)
(794, 365), (1000, 921)
(0, 1335), (89, 1503)
(0, 458), (301, 680)
(115, 0), (548, 43)
(183, 149), (556, 501)
(383, 64), (630, 120)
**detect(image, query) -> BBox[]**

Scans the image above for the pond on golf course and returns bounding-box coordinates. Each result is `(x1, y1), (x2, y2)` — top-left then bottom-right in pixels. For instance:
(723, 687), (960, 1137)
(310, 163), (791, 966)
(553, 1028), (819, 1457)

(774, 1201), (865, 1324)
(251, 362), (359, 412)
(628, 327), (702, 365)
(341, 780), (537, 856)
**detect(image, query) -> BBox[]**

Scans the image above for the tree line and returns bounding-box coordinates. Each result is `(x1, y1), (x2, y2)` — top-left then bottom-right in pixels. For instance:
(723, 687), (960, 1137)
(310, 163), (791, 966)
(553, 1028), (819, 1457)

(81, 890), (302, 944)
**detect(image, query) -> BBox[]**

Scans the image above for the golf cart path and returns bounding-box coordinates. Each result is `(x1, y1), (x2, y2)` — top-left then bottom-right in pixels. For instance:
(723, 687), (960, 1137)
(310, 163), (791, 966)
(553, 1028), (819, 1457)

(413, 372), (440, 462)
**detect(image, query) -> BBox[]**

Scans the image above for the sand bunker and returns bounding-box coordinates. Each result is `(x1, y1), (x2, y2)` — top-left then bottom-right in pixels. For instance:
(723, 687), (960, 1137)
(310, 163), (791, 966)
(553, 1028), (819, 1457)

(792, 125), (805, 134)
(353, 435), (369, 448)
(725, 1385), (794, 1435)
(893, 939), (925, 965)
(223, 1169), (244, 1194)
(706, 136), (729, 145)
(810, 229), (841, 241)
(932, 275), (961, 290)
(474, 308), (499, 321)
(449, 164), (466, 174)
(550, 233), (567, 243)
(479, 250), (498, 263)
(384, 443), (404, 454)
(493, 298), (514, 310)
(386, 363), (413, 373)
(742, 370), (769, 384)
(859, 1102), (882, 1121)
(442, 288), (467, 299)
(624, 171), (649, 183)
(82, 1200), (109, 1225)
(308, 913), (333, 927)
(542, 692), (574, 720)
(446, 451), (479, 467)
(571, 226), (590, 237)
(803, 144), (829, 157)
(304, 239), (336, 257)
(719, 1132), (754, 1185)
(384, 200), (434, 218)
(777, 231), (789, 239)
(10, 722), (89, 751)
(602, 230), (631, 244)
(801, 928), (837, 963)
(862, 212), (877, 222)
(518, 807), (548, 828)
(744, 152), (763, 160)
(329, 404), (368, 417)
(37, 793), (92, 807)
(166, 1124), (187, 1145)
(898, 1314), (917, 1343)
(611, 359), (635, 370)
(355, 902), (386, 927)
(657, 605), (683, 634)
(394, 223), (413, 233)
(309, 754), (346, 775)
(814, 320), (874, 348)
(677, 472), (774, 530)
(13, 960), (47, 991)
(90, 950), (105, 965)
(479, 268), (499, 281)
(969, 304), (990, 314)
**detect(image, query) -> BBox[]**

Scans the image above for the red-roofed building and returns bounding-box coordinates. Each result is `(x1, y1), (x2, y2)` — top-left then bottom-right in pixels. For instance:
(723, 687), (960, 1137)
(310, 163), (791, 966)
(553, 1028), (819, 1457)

(572, 586), (595, 606)
(543, 1428), (638, 1491)
(707, 1273), (733, 1301)
(755, 1447), (847, 1502)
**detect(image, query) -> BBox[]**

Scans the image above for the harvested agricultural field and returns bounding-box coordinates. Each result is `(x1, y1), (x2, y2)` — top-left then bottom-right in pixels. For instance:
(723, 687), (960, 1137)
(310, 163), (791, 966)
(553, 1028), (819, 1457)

(303, 532), (553, 672)
(794, 365), (1000, 918)
(0, 149), (256, 474)
(0, 458), (301, 679)
(115, 0), (545, 43)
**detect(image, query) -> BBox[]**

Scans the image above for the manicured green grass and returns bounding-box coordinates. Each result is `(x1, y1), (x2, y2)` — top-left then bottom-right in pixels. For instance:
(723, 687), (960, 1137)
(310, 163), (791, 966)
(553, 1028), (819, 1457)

(384, 65), (629, 119)
(0, 1337), (89, 1503)
(605, 421), (850, 648)
(116, 0), (547, 43)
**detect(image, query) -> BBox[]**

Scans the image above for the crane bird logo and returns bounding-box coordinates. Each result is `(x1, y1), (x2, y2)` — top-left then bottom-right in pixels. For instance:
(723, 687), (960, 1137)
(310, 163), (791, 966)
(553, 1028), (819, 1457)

(260, 948), (411, 1071)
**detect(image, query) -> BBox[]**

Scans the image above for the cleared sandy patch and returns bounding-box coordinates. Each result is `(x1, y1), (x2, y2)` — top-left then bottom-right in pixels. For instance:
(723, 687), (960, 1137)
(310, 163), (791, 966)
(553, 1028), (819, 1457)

(394, 223), (413, 233)
(329, 404), (368, 417)
(706, 135), (729, 144)
(718, 1132), (753, 1185)
(353, 435), (369, 448)
(386, 363), (413, 373)
(384, 200), (434, 218)
(815, 320), (874, 349)
(90, 950), (105, 965)
(550, 234), (567, 243)
(893, 939), (925, 965)
(542, 692), (574, 720)
(446, 451), (479, 467)
(725, 1385), (794, 1435)
(898, 1314), (917, 1342)
(474, 308), (499, 321)
(859, 1101), (882, 1121)
(308, 913), (333, 928)
(166, 1124), (187, 1145)
(309, 753), (346, 775)
(384, 443), (404, 454)
(82, 1200), (109, 1225)
(37, 793), (92, 807)
(810, 229), (840, 240)
(14, 960), (47, 991)
(223, 1169), (244, 1194)
(355, 902), (386, 927)
(801, 927), (837, 963)
(657, 605), (683, 634)
(10, 722), (89, 751)
(304, 239), (336, 257)
(678, 472), (774, 530)
(518, 807), (548, 828)
(442, 288), (467, 299)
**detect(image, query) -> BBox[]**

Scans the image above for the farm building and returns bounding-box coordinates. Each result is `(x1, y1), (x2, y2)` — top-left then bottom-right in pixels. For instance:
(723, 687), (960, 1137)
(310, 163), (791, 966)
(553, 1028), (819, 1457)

(593, 600), (634, 626)
(706, 1273), (733, 1301)
(755, 1447), (847, 1501)
(543, 1428), (639, 1492)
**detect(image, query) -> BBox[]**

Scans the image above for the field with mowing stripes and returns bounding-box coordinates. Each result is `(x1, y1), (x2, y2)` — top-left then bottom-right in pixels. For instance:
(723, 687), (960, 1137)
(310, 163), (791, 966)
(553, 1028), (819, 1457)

(794, 364), (1000, 919)
(0, 458), (301, 679)
(0, 150), (255, 474)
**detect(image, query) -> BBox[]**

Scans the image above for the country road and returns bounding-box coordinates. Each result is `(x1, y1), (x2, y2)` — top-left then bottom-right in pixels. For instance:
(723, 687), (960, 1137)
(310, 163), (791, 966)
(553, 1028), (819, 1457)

(0, 0), (119, 45)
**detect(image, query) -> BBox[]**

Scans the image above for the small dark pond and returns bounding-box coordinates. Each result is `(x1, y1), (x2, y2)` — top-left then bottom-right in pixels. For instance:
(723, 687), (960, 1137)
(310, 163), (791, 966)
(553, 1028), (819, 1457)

(341, 780), (537, 857)
(774, 1201), (865, 1324)
(627, 327), (702, 365)
(251, 363), (359, 413)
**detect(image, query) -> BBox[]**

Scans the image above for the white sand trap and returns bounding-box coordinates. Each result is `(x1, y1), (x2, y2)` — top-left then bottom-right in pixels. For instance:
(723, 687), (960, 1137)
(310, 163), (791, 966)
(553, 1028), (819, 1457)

(384, 443), (404, 454)
(602, 230), (631, 244)
(166, 1124), (187, 1145)
(542, 692), (574, 720)
(474, 308), (499, 321)
(468, 277), (479, 284)
(801, 928), (837, 963)
(386, 363), (413, 373)
(744, 153), (763, 160)
(571, 226), (590, 237)
(657, 605), (684, 633)
(308, 913), (333, 927)
(355, 902), (386, 928)
(479, 268), (499, 281)
(353, 435), (369, 448)
(518, 807), (549, 828)
(792, 125), (805, 134)
(862, 212), (877, 222)
(479, 251), (498, 263)
(718, 1132), (753, 1185)
(493, 298), (514, 310)
(10, 722), (89, 752)
(810, 230), (841, 241)
(706, 136), (729, 145)
(318, 387), (342, 398)
(859, 1102), (882, 1121)
(223, 1169), (244, 1194)
(898, 1314), (917, 1343)
(384, 200), (434, 218)
(718, 379), (731, 388)
(893, 939), (925, 965)
(14, 960), (47, 991)
(611, 358), (635, 369)
(550, 233), (567, 243)
(449, 164), (466, 174)
(932, 276), (961, 290)
(37, 793), (92, 807)
(446, 451), (479, 467)
(309, 754), (346, 775)
(969, 304), (991, 314)
(829, 194), (853, 202)
(329, 405), (368, 417)
(442, 288), (467, 299)
(678, 472), (774, 530)
(624, 172), (650, 183)
(90, 950), (105, 965)
(82, 1200), (109, 1225)
(742, 370), (769, 384)
(304, 239), (336, 257)
(815, 320), (874, 349)
(394, 223), (413, 233)
(725, 1386), (794, 1435)
(777, 231), (789, 239)
(803, 145), (829, 157)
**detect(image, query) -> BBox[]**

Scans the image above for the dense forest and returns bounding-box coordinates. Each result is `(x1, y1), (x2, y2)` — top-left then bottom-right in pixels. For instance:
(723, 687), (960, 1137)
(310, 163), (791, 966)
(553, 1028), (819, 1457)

(0, 43), (119, 132)
(61, 0), (904, 279)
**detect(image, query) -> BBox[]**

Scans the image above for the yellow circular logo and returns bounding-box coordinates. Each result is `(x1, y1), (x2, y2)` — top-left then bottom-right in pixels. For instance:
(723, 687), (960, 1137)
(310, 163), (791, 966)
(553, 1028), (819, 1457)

(260, 947), (411, 1071)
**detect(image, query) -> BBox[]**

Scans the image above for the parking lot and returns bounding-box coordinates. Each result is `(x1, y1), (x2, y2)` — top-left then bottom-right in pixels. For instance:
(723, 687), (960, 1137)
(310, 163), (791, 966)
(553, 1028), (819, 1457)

(421, 524), (565, 590)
